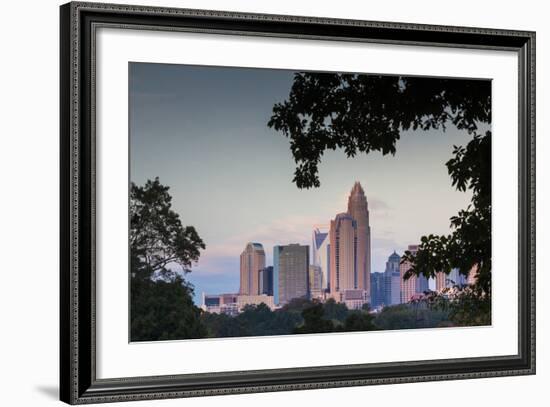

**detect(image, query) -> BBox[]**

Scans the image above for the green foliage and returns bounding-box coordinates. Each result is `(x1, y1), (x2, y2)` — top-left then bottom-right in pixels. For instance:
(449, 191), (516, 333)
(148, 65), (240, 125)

(294, 303), (336, 334)
(201, 299), (379, 338)
(281, 297), (317, 314)
(374, 303), (450, 331)
(201, 303), (303, 338)
(341, 311), (377, 332)
(268, 73), (492, 306)
(268, 74), (490, 190)
(130, 178), (207, 341)
(402, 131), (491, 296)
(131, 274), (207, 341)
(425, 287), (491, 327)
(201, 311), (246, 338)
(322, 298), (349, 322)
(130, 177), (205, 281)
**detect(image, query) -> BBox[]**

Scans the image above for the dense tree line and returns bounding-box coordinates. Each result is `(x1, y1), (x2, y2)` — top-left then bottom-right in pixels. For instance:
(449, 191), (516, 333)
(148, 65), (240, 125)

(200, 298), (460, 339)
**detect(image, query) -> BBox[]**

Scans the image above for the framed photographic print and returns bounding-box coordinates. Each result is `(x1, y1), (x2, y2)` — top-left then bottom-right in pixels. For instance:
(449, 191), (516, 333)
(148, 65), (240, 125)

(60, 1), (536, 404)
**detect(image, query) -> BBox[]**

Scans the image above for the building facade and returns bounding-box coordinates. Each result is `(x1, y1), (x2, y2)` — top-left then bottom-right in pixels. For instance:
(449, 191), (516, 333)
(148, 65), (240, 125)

(435, 268), (469, 293)
(273, 244), (309, 305)
(308, 265), (324, 299)
(328, 182), (372, 303)
(370, 272), (386, 308)
(201, 293), (239, 316)
(201, 293), (274, 315)
(347, 182), (371, 295)
(236, 294), (275, 312)
(400, 245), (419, 303)
(416, 273), (430, 293)
(384, 251), (402, 305)
(399, 245), (431, 302)
(435, 271), (447, 292)
(239, 242), (266, 296)
(312, 226), (330, 291)
(329, 212), (357, 296)
(341, 289), (369, 310)
(259, 266), (274, 296)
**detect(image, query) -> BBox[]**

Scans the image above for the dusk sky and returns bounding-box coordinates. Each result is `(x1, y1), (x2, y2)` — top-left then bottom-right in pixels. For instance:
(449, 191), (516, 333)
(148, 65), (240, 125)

(129, 62), (482, 303)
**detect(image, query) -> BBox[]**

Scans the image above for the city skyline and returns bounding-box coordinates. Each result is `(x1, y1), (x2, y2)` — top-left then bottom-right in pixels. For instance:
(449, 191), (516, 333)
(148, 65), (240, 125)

(130, 62), (475, 303)
(201, 182), (443, 312)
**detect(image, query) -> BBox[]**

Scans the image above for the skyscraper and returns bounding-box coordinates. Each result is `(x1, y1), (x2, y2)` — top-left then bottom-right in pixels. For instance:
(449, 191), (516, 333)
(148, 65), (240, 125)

(347, 182), (371, 295)
(416, 273), (430, 294)
(384, 251), (401, 305)
(273, 244), (309, 305)
(308, 265), (323, 299)
(370, 272), (386, 307)
(259, 266), (274, 296)
(239, 242), (266, 296)
(329, 212), (357, 295)
(312, 226), (330, 291)
(400, 245), (429, 302)
(435, 268), (468, 293)
(328, 182), (371, 303)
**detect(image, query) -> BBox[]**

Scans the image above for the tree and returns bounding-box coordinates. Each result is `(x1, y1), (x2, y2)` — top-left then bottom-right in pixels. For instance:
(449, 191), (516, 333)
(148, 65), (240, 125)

(268, 73), (491, 298)
(424, 287), (491, 327)
(322, 298), (349, 322)
(294, 303), (335, 334)
(130, 177), (205, 281)
(373, 303), (450, 330)
(131, 274), (206, 341)
(201, 303), (303, 338)
(341, 311), (376, 332)
(201, 311), (246, 338)
(130, 178), (207, 341)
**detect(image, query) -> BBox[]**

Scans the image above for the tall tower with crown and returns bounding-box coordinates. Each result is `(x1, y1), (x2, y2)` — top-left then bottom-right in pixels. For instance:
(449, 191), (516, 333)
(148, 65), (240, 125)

(347, 182), (371, 298)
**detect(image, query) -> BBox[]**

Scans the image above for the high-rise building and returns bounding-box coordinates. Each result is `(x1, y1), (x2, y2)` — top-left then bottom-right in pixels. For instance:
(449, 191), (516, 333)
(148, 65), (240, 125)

(416, 273), (430, 294)
(400, 245), (419, 303)
(347, 182), (371, 296)
(436, 268), (469, 293)
(308, 265), (324, 299)
(399, 245), (429, 302)
(384, 251), (402, 305)
(239, 242), (266, 296)
(259, 266), (274, 296)
(312, 226), (330, 291)
(329, 212), (357, 295)
(328, 182), (372, 303)
(273, 244), (309, 305)
(370, 272), (386, 307)
(435, 271), (446, 292)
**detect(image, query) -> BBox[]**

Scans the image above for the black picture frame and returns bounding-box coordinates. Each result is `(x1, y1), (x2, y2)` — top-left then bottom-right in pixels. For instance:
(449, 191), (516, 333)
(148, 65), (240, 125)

(60, 2), (536, 404)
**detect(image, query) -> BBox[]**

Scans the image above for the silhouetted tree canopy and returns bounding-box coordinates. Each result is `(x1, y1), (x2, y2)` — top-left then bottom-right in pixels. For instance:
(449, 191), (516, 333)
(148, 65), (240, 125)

(294, 303), (335, 334)
(268, 73), (491, 297)
(130, 177), (205, 281)
(342, 311), (376, 332)
(131, 274), (206, 341)
(130, 178), (207, 341)
(374, 303), (450, 330)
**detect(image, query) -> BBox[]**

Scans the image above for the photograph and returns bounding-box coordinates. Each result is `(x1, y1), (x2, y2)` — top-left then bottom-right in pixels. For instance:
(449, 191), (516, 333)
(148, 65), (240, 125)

(129, 62), (492, 342)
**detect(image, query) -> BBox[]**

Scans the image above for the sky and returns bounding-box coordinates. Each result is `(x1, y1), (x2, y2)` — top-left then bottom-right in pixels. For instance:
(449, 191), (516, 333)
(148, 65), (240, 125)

(129, 62), (483, 303)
